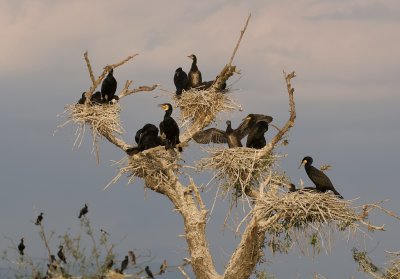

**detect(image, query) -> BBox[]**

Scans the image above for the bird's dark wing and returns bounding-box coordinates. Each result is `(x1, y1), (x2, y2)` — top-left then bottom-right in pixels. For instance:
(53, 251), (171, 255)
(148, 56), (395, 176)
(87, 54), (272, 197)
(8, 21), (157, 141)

(192, 128), (227, 144)
(309, 166), (335, 189)
(235, 114), (273, 140)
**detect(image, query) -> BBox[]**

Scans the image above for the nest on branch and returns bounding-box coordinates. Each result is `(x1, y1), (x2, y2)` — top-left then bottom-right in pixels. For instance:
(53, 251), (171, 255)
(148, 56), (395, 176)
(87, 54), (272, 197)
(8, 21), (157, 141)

(197, 147), (280, 195)
(172, 88), (240, 126)
(386, 256), (400, 279)
(257, 190), (375, 254)
(57, 103), (124, 149)
(107, 147), (180, 190)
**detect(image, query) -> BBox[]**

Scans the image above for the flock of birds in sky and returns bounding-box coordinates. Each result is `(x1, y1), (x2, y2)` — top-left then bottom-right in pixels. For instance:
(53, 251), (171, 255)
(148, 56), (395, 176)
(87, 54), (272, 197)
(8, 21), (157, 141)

(76, 53), (343, 197)
(16, 204), (167, 278)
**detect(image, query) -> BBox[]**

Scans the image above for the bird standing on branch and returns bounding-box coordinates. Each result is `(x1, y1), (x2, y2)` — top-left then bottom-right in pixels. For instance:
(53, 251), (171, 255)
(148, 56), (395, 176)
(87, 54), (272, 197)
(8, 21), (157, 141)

(35, 212), (44, 225)
(57, 245), (67, 264)
(128, 250), (136, 265)
(18, 238), (25, 256)
(120, 255), (129, 274)
(145, 266), (154, 279)
(78, 204), (88, 219)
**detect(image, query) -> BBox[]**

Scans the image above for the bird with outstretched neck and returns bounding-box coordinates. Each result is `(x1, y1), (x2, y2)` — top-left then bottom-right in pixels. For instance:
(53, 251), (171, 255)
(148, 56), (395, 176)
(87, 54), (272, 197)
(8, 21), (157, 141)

(299, 156), (343, 199)
(187, 54), (202, 88)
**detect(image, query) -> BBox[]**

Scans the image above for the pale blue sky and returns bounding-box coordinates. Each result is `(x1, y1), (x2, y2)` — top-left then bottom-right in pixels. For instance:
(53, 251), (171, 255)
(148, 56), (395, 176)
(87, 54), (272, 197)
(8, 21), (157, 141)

(1, 1), (400, 278)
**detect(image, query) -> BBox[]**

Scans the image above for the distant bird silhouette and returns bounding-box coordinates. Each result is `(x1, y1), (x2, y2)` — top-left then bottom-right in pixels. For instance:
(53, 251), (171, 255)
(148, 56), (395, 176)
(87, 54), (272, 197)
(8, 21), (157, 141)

(35, 212), (44, 225)
(246, 121), (269, 149)
(78, 204), (88, 219)
(100, 229), (110, 236)
(128, 250), (136, 265)
(187, 54), (202, 88)
(120, 256), (129, 274)
(101, 68), (117, 102)
(57, 245), (66, 264)
(299, 156), (343, 199)
(18, 238), (25, 256)
(159, 260), (168, 274)
(145, 266), (154, 279)
(173, 67), (189, 96)
(104, 259), (114, 270)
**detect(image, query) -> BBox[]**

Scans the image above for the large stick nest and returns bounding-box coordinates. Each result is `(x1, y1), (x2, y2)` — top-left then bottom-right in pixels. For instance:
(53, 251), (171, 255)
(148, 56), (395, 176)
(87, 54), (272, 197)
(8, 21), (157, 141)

(108, 147), (180, 190)
(256, 190), (377, 254)
(173, 88), (240, 125)
(57, 103), (124, 148)
(197, 147), (281, 194)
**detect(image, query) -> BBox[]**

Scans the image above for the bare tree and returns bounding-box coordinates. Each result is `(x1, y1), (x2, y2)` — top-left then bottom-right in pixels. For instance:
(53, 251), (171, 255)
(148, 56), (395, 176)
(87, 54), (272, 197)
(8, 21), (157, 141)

(58, 14), (391, 279)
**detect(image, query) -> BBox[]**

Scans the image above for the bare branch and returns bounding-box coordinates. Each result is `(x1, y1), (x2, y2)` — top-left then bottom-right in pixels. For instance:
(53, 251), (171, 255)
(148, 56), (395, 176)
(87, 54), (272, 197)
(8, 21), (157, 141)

(178, 266), (191, 279)
(228, 13), (251, 66)
(119, 83), (158, 99)
(84, 51), (96, 85)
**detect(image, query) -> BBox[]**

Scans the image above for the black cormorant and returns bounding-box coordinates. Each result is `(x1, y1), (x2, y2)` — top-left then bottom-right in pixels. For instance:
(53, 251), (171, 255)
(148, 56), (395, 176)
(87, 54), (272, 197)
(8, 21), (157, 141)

(299, 156), (343, 199)
(159, 260), (167, 274)
(120, 256), (129, 274)
(193, 114), (273, 148)
(246, 121), (269, 149)
(174, 67), (189, 96)
(145, 266), (154, 279)
(91, 91), (103, 104)
(126, 124), (164, 156)
(105, 259), (114, 270)
(57, 245), (66, 264)
(78, 204), (88, 219)
(77, 92), (86, 104)
(18, 238), (25, 256)
(159, 103), (182, 151)
(101, 68), (117, 102)
(128, 250), (136, 265)
(187, 54), (202, 88)
(35, 212), (44, 225)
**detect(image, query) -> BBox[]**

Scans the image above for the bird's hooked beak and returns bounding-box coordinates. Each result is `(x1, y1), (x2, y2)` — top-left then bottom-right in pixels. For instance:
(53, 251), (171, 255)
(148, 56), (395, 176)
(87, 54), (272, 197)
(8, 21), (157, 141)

(187, 54), (194, 59)
(158, 104), (169, 111)
(298, 159), (307, 169)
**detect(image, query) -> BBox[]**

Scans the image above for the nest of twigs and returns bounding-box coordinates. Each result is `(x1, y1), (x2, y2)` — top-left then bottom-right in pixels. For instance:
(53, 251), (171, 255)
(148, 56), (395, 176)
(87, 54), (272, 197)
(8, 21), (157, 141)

(173, 88), (240, 125)
(107, 147), (180, 190)
(386, 257), (400, 279)
(257, 190), (372, 254)
(57, 103), (124, 149)
(197, 147), (280, 195)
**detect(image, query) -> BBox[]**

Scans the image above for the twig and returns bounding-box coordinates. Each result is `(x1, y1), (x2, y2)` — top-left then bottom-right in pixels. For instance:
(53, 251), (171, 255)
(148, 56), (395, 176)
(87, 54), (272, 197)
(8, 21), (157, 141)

(177, 266), (191, 279)
(228, 13), (251, 66)
(84, 51), (96, 85)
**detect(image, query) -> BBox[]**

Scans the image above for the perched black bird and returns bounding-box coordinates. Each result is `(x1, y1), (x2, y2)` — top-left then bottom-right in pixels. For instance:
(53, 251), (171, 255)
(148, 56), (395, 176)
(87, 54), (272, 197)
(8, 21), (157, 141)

(77, 92), (87, 104)
(35, 212), (44, 226)
(246, 121), (269, 149)
(173, 67), (189, 96)
(287, 183), (320, 193)
(127, 124), (164, 156)
(120, 256), (129, 274)
(187, 54), (202, 88)
(159, 103), (182, 151)
(78, 204), (88, 219)
(193, 114), (273, 148)
(101, 68), (117, 102)
(159, 260), (168, 274)
(91, 91), (103, 104)
(299, 156), (343, 199)
(197, 80), (227, 91)
(145, 266), (154, 279)
(18, 238), (25, 256)
(128, 250), (136, 265)
(57, 245), (66, 264)
(105, 259), (114, 270)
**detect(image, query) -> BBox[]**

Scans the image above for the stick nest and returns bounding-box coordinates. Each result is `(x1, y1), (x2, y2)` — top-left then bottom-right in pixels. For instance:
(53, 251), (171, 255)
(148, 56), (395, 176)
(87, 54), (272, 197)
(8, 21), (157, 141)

(173, 88), (240, 125)
(108, 147), (180, 190)
(197, 147), (280, 194)
(257, 190), (374, 254)
(386, 257), (400, 279)
(57, 103), (124, 148)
